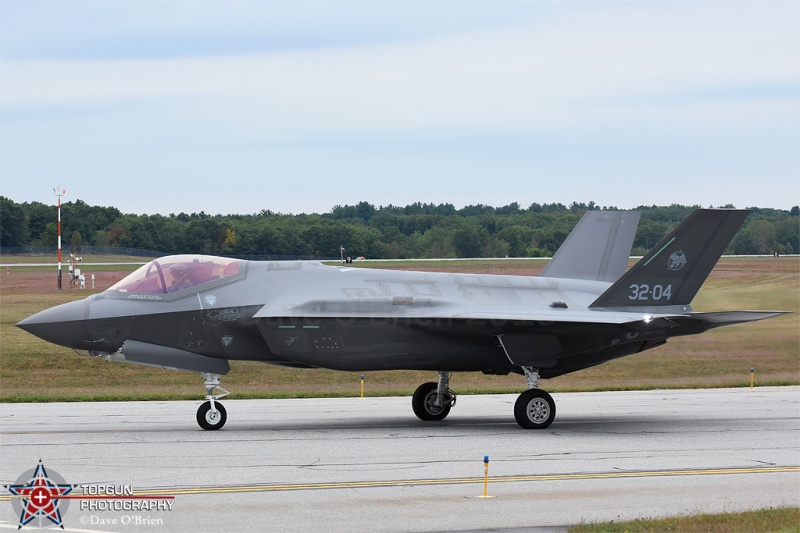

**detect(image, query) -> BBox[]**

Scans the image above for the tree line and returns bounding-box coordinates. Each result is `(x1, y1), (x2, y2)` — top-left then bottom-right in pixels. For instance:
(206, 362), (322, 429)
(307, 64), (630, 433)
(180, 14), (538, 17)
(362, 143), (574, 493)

(1, 197), (798, 258)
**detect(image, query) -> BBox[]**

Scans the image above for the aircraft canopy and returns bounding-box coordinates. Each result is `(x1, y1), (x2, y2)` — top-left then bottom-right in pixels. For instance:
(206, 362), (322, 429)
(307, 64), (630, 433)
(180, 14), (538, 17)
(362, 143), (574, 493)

(109, 255), (242, 295)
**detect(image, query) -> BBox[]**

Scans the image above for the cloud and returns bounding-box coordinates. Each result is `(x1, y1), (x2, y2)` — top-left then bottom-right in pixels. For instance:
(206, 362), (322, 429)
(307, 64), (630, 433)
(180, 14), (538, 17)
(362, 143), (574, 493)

(0, 1), (797, 214)
(4, 3), (795, 134)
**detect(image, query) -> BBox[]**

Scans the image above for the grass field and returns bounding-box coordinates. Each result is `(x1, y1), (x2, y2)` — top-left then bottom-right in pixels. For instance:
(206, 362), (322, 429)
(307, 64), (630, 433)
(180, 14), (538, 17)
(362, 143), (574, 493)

(568, 507), (800, 533)
(0, 256), (797, 402)
(0, 253), (153, 265)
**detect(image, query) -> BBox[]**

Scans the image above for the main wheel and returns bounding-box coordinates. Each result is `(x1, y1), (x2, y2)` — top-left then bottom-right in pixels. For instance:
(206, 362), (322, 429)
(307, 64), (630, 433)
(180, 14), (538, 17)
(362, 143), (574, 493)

(412, 382), (452, 421)
(197, 401), (227, 430)
(514, 389), (555, 429)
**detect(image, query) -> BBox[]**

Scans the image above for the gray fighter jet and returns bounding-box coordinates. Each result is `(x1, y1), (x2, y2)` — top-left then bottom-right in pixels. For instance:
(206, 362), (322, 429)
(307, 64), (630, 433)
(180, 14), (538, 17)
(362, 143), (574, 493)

(17, 209), (786, 430)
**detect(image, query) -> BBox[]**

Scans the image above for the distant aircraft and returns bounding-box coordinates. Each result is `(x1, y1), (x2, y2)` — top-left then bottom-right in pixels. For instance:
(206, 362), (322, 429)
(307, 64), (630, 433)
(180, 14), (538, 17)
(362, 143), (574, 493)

(18, 209), (787, 430)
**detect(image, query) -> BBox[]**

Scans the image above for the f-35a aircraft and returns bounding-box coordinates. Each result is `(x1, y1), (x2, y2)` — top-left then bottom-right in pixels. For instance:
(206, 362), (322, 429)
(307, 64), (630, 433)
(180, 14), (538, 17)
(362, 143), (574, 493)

(18, 209), (786, 430)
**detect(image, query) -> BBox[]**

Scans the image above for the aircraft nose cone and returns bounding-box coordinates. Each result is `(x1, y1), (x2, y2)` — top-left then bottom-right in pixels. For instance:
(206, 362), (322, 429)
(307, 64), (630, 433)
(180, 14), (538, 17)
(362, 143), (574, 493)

(17, 300), (89, 348)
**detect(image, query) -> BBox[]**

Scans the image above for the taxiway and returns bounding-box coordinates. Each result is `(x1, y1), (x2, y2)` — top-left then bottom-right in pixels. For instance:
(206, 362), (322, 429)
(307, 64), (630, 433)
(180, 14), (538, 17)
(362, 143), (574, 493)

(1, 387), (798, 532)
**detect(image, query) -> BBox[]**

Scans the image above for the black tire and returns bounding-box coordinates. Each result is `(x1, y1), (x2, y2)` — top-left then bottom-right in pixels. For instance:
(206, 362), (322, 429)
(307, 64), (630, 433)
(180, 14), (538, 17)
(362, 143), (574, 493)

(514, 389), (555, 429)
(412, 382), (452, 421)
(197, 401), (227, 430)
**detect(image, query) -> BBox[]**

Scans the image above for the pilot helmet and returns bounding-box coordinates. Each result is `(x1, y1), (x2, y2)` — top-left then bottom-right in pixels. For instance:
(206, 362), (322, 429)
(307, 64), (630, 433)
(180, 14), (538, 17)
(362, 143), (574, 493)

(170, 262), (188, 278)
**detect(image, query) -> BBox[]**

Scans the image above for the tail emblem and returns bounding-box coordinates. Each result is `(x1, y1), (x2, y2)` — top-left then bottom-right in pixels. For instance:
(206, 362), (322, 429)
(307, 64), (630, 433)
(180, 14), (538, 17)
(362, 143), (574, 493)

(667, 251), (687, 271)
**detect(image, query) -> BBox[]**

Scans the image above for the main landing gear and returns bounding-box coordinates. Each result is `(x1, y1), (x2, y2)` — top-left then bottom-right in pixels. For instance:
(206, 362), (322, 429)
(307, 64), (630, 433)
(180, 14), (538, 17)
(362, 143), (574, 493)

(197, 372), (230, 430)
(411, 367), (556, 429)
(513, 367), (556, 429)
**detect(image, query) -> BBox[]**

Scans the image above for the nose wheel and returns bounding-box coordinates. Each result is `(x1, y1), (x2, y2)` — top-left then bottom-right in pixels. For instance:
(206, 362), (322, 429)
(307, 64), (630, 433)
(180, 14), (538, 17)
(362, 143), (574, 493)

(412, 371), (456, 421)
(197, 401), (227, 430)
(197, 372), (230, 430)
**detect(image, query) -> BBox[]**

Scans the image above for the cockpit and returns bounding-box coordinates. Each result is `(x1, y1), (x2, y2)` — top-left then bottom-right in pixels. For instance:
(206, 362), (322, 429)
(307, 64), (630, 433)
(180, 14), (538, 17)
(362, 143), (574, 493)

(109, 255), (243, 296)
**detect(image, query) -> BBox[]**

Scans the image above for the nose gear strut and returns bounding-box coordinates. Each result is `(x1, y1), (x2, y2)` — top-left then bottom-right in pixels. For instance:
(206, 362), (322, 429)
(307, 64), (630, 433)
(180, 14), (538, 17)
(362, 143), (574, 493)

(196, 372), (230, 430)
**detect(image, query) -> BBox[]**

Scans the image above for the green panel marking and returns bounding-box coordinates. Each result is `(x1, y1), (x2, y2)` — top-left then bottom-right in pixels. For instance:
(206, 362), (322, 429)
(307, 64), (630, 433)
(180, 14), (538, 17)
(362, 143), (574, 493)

(643, 237), (676, 266)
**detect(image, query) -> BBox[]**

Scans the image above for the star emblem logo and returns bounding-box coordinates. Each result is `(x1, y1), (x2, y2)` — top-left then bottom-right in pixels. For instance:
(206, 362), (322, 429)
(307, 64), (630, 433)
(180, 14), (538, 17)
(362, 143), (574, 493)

(6, 461), (73, 529)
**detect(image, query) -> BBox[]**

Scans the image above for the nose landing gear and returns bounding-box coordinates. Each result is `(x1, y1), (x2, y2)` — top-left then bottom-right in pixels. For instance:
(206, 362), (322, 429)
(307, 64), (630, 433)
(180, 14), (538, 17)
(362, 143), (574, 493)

(197, 372), (230, 430)
(412, 371), (456, 421)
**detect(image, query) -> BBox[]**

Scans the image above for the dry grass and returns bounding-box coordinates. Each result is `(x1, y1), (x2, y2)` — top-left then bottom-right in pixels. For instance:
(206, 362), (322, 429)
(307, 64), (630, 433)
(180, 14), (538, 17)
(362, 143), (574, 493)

(568, 507), (800, 532)
(0, 257), (797, 402)
(0, 253), (153, 264)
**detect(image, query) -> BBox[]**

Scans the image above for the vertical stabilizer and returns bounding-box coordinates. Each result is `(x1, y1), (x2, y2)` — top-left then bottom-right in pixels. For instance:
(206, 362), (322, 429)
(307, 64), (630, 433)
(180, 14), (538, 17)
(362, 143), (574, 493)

(590, 209), (749, 309)
(541, 211), (640, 283)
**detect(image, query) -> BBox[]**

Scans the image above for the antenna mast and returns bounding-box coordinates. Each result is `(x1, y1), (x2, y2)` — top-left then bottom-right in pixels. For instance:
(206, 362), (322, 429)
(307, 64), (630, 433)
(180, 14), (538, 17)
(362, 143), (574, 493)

(53, 186), (66, 290)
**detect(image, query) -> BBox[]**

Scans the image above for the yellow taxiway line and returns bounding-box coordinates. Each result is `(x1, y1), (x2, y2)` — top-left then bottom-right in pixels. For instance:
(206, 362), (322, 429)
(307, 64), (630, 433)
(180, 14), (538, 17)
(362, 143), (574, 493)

(91, 465), (800, 497)
(2, 465), (797, 501)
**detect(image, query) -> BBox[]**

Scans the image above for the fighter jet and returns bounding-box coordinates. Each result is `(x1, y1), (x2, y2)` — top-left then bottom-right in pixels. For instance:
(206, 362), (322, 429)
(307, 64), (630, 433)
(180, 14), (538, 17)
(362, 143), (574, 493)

(17, 209), (786, 430)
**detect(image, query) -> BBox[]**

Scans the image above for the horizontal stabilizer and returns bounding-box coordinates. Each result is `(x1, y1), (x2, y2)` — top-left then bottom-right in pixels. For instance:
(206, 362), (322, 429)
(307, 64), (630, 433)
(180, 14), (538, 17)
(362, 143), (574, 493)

(683, 310), (791, 327)
(541, 211), (640, 282)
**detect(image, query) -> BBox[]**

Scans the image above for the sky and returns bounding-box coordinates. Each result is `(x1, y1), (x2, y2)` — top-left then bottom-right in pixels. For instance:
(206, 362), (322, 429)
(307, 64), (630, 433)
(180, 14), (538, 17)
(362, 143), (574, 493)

(1, 0), (798, 215)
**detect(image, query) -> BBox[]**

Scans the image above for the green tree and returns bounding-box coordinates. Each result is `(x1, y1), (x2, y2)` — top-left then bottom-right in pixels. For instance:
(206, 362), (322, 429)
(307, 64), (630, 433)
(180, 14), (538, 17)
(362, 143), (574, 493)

(69, 230), (83, 247)
(746, 219), (777, 255)
(94, 230), (110, 247)
(483, 236), (510, 257)
(414, 227), (455, 258)
(732, 219), (776, 255)
(24, 201), (55, 243)
(184, 218), (224, 254)
(354, 201), (377, 222)
(0, 196), (29, 246)
(2, 197), (795, 260)
(32, 222), (57, 246)
(498, 226), (535, 257)
(775, 218), (800, 254)
(496, 202), (521, 215)
(453, 222), (489, 258)
(301, 221), (352, 257)
(634, 220), (670, 250)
